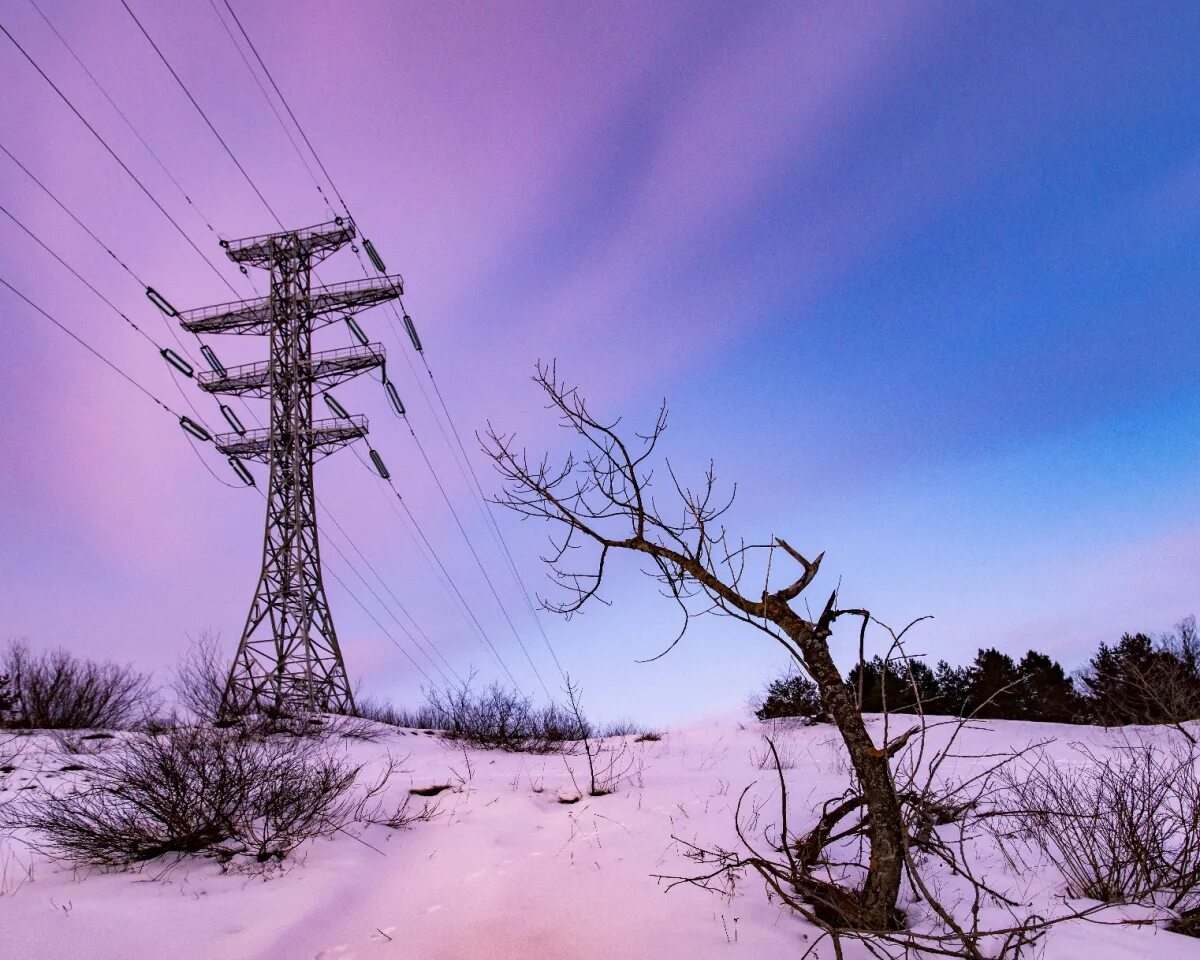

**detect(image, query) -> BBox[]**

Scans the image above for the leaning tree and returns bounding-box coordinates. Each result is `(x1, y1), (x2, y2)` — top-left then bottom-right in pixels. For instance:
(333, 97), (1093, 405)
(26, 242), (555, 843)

(483, 362), (912, 931)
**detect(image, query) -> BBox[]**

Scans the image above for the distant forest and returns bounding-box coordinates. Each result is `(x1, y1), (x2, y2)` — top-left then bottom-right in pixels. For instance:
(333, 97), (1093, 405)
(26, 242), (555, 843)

(756, 616), (1200, 730)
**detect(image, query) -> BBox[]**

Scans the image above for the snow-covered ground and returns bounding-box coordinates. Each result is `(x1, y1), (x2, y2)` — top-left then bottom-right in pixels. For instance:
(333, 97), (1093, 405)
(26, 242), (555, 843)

(2, 714), (1198, 960)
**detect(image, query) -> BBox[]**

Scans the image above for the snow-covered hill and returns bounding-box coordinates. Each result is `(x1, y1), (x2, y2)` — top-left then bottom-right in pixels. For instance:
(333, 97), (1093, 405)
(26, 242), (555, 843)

(2, 715), (1198, 960)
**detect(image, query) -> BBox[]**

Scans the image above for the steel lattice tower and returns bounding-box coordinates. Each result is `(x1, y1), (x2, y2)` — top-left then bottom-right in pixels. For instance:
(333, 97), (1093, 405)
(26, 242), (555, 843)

(177, 220), (403, 716)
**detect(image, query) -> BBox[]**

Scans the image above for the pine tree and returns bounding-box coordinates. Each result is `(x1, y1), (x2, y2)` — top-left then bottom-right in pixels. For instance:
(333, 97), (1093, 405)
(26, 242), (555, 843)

(933, 659), (972, 716)
(755, 671), (827, 722)
(1080, 628), (1200, 728)
(848, 656), (940, 714)
(1015, 650), (1081, 722)
(965, 648), (1023, 719)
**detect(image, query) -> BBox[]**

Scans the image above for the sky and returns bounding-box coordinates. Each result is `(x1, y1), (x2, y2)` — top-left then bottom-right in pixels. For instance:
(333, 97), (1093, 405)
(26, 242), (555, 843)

(1, 1), (1197, 725)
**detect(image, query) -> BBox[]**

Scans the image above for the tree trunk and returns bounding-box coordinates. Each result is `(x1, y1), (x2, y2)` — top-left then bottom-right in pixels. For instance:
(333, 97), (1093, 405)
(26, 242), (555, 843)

(777, 607), (904, 930)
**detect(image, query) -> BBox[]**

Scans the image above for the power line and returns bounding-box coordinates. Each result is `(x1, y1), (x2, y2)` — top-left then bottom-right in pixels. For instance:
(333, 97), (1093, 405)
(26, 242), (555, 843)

(404, 421), (552, 697)
(317, 501), (464, 685)
(352, 444), (526, 693)
(203, 0), (334, 217)
(0, 135), (271, 434)
(219, 0), (351, 213)
(0, 195), (237, 433)
(1, 272), (179, 419)
(0, 199), (155, 349)
(118, 0), (285, 230)
(316, 505), (453, 687)
(243, 486), (438, 689)
(422, 365), (568, 677)
(28, 0), (225, 242)
(0, 19), (240, 296)
(322, 559), (436, 688)
(0, 138), (144, 288)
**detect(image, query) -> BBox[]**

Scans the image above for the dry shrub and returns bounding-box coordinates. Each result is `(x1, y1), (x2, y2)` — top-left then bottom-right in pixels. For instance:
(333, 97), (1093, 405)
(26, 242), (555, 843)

(421, 680), (589, 753)
(1000, 737), (1200, 911)
(562, 678), (638, 796)
(0, 733), (22, 782)
(1, 725), (394, 866)
(2, 641), (155, 730)
(750, 734), (802, 770)
(597, 718), (652, 738)
(354, 695), (443, 730)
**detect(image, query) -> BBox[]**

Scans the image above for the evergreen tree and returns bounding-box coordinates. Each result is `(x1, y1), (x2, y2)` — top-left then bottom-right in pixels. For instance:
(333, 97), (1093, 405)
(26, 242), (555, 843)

(1015, 650), (1081, 722)
(1081, 633), (1159, 724)
(848, 656), (940, 714)
(965, 648), (1023, 719)
(1080, 629), (1200, 727)
(933, 659), (973, 716)
(755, 671), (827, 722)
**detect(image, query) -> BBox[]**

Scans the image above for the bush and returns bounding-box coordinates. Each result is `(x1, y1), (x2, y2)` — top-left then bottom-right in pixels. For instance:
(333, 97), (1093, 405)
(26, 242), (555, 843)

(424, 681), (589, 752)
(358, 687), (648, 747)
(1000, 739), (1200, 911)
(354, 695), (443, 730)
(754, 670), (828, 722)
(2, 642), (156, 730)
(2, 725), (378, 866)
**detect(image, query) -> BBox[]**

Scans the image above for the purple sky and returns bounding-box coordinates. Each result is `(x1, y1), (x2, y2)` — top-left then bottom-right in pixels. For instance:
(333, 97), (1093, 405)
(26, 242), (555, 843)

(2, 1), (1197, 723)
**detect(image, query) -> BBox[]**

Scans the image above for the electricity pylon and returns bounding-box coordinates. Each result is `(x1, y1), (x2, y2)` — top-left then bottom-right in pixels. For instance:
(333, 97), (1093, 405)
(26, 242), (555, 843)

(177, 219), (403, 716)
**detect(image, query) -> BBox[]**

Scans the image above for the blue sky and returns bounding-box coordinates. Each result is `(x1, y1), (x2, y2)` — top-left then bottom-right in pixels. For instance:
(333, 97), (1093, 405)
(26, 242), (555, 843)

(1, 1), (1197, 723)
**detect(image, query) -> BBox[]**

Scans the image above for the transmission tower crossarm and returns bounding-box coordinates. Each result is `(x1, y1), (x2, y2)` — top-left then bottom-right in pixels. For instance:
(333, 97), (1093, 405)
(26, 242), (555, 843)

(178, 275), (405, 335)
(215, 415), (369, 462)
(197, 342), (385, 396)
(223, 219), (355, 265)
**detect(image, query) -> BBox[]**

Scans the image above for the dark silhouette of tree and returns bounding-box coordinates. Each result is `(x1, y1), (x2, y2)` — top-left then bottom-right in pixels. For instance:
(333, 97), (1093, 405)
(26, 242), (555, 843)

(754, 671), (827, 722)
(933, 659), (972, 716)
(842, 648), (1082, 721)
(485, 363), (913, 931)
(1015, 650), (1081, 722)
(1079, 620), (1200, 738)
(963, 648), (1023, 719)
(0, 671), (19, 724)
(848, 656), (939, 714)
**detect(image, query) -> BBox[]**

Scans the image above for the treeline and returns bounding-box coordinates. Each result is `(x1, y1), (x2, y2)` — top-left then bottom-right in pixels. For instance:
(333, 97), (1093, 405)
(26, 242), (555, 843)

(756, 616), (1200, 728)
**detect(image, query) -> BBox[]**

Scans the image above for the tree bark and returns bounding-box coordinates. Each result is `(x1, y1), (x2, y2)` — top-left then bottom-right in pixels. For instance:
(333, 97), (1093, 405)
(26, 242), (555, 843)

(775, 604), (904, 930)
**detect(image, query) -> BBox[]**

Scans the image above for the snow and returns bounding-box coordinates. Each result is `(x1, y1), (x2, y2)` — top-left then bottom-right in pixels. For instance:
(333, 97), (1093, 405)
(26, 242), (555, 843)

(2, 716), (1199, 960)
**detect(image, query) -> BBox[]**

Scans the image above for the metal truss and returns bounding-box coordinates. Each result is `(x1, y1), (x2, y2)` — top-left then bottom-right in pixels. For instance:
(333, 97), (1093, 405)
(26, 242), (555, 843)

(177, 275), (405, 336)
(198, 343), (385, 397)
(182, 218), (387, 717)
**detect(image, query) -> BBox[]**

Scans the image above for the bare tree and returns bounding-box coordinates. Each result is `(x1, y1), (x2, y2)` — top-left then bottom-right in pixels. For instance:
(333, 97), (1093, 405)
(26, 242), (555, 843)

(483, 362), (908, 930)
(562, 675), (634, 797)
(172, 631), (230, 721)
(662, 633), (1109, 959)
